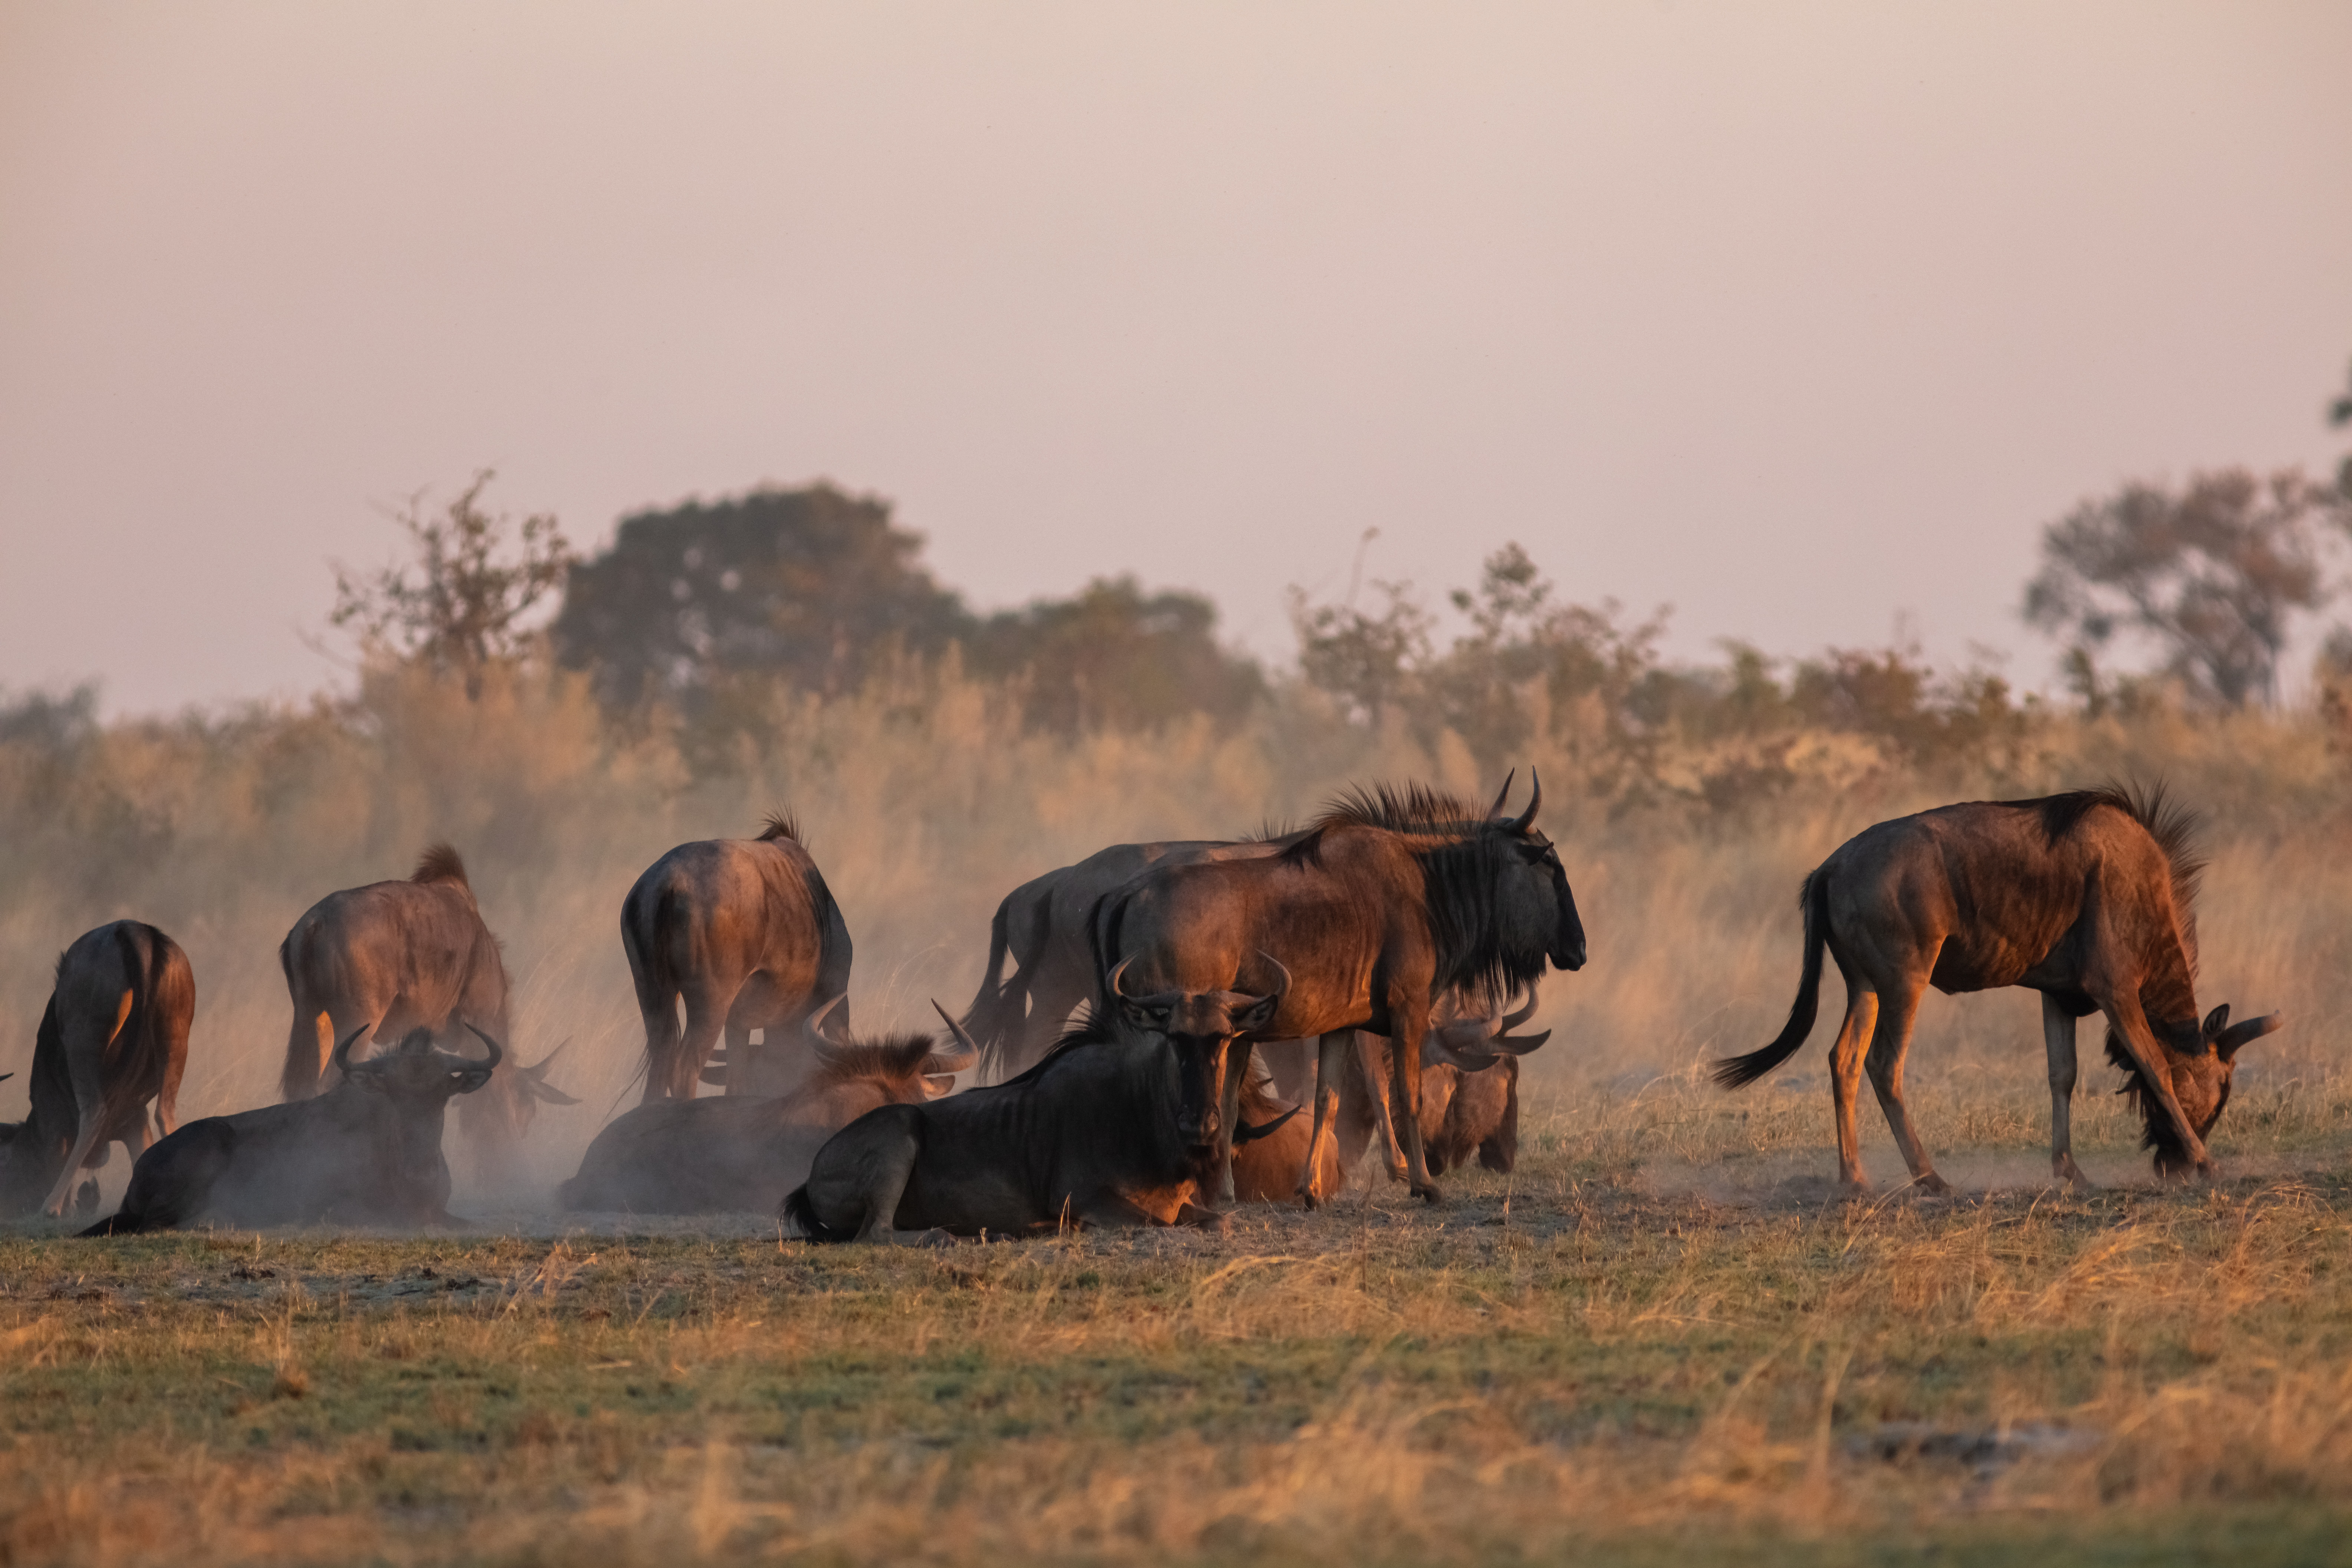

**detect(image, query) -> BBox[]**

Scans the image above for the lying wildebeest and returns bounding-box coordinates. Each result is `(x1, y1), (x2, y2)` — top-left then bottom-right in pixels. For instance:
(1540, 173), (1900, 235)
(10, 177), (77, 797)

(1712, 785), (2281, 1190)
(965, 835), (1291, 1080)
(279, 845), (573, 1180)
(1336, 990), (1548, 1185)
(559, 999), (978, 1213)
(623, 814), (855, 1101)
(783, 1004), (1295, 1242)
(1095, 774), (1585, 1206)
(84, 1025), (502, 1234)
(1, 922), (194, 1218)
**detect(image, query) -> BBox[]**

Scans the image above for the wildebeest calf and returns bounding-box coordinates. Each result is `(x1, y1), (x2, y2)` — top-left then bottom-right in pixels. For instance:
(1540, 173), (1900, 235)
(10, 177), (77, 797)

(83, 1026), (501, 1234)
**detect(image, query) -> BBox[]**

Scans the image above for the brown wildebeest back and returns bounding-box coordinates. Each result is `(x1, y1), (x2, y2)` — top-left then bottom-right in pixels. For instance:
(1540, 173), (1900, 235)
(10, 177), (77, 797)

(279, 846), (570, 1184)
(1712, 785), (2282, 1189)
(559, 1000), (976, 1213)
(963, 835), (1296, 1081)
(0, 921), (193, 1217)
(622, 813), (855, 1101)
(1094, 775), (1584, 1206)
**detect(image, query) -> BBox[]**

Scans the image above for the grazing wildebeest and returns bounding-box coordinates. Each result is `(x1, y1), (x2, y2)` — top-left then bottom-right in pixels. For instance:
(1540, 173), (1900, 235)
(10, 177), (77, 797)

(1337, 990), (1547, 1185)
(279, 845), (570, 1180)
(83, 1024), (502, 1234)
(1712, 786), (2282, 1190)
(559, 999), (978, 1214)
(1093, 775), (1585, 1206)
(623, 814), (855, 1102)
(965, 835), (1291, 1080)
(1, 922), (194, 1218)
(781, 1005), (1293, 1243)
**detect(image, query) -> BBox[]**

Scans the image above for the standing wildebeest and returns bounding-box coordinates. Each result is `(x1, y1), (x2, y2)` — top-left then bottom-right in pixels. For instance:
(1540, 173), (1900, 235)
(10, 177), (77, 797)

(559, 999), (978, 1213)
(783, 1001), (1291, 1242)
(623, 814), (854, 1102)
(1, 922), (194, 1218)
(1095, 775), (1585, 1206)
(965, 836), (1290, 1080)
(84, 1024), (502, 1233)
(1712, 786), (2282, 1190)
(279, 845), (571, 1177)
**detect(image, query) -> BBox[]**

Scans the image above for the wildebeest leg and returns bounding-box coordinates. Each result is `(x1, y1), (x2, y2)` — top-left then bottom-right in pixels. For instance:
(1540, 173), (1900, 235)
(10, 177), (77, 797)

(1298, 1032), (1353, 1209)
(1355, 1033), (1407, 1182)
(41, 987), (132, 1216)
(1388, 1010), (1441, 1203)
(846, 1127), (922, 1243)
(674, 982), (732, 1101)
(1212, 1037), (1252, 1208)
(2042, 994), (2091, 1189)
(1862, 975), (1949, 1195)
(1826, 976), (1877, 1190)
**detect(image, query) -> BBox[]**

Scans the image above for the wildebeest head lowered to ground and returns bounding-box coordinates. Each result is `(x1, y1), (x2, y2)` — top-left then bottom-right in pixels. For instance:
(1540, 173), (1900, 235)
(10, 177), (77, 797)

(781, 1006), (1297, 1243)
(0, 921), (194, 1219)
(1711, 785), (2281, 1190)
(84, 1024), (502, 1235)
(559, 998), (978, 1215)
(622, 814), (855, 1102)
(1092, 773), (1584, 1206)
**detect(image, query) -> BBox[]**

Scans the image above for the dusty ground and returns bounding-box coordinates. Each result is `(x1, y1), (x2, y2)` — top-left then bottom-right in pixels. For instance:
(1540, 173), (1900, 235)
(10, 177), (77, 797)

(7, 1077), (2352, 1567)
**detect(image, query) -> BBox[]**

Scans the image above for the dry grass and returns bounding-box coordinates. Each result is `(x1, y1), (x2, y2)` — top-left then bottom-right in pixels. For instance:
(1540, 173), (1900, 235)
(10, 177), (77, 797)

(3, 670), (2351, 1562)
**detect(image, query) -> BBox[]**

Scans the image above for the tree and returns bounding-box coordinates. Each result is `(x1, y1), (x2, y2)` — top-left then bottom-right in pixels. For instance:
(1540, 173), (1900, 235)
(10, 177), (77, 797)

(2022, 468), (2333, 709)
(331, 471), (573, 692)
(1288, 578), (1433, 728)
(550, 483), (972, 705)
(971, 576), (1263, 734)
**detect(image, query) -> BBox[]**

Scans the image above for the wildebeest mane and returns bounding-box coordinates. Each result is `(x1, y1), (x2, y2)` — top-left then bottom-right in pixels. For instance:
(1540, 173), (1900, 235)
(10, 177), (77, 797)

(2017, 781), (2205, 936)
(411, 843), (470, 887)
(2104, 1027), (2207, 1175)
(808, 1032), (945, 1087)
(1281, 781), (1544, 1011)
(757, 811), (801, 844)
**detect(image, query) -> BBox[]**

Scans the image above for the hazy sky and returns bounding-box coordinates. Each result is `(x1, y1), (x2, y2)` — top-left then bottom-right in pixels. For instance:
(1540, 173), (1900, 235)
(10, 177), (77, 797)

(3, 2), (2347, 714)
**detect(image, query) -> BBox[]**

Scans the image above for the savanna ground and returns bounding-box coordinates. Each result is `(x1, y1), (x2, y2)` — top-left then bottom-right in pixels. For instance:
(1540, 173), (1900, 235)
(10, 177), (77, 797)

(4, 669), (2352, 1563)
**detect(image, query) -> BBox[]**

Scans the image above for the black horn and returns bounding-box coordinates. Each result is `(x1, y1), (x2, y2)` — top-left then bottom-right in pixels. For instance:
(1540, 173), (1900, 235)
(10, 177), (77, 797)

(462, 1023), (505, 1072)
(804, 993), (851, 1050)
(1506, 770), (1542, 834)
(329, 1024), (372, 1078)
(1486, 769), (1518, 819)
(928, 1001), (982, 1075)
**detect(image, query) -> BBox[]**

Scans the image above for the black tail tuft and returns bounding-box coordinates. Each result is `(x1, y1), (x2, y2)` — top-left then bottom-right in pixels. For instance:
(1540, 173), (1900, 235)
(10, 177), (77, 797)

(1712, 868), (1832, 1089)
(781, 1185), (848, 1243)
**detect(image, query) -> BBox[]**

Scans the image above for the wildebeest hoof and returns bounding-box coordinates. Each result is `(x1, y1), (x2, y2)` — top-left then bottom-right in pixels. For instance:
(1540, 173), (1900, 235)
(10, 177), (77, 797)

(1413, 1183), (1443, 1205)
(1914, 1173), (1953, 1198)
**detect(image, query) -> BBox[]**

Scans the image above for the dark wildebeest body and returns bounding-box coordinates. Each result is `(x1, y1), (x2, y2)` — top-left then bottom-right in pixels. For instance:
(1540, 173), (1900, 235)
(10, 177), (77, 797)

(1713, 787), (2281, 1189)
(1094, 777), (1584, 1206)
(784, 1012), (1262, 1242)
(279, 846), (570, 1182)
(966, 837), (1289, 1081)
(86, 1025), (501, 1234)
(1, 922), (193, 1217)
(559, 1002), (977, 1213)
(622, 815), (854, 1102)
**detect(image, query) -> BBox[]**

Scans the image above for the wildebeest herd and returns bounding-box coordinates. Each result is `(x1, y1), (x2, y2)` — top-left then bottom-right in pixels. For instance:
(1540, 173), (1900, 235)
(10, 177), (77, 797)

(0, 773), (2281, 1241)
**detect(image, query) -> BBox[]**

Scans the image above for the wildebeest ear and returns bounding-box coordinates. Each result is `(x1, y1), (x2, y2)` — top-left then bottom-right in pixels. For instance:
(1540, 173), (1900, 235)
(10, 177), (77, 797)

(2203, 1005), (2230, 1040)
(2216, 1012), (2282, 1061)
(1119, 998), (1170, 1030)
(1232, 989), (1284, 1034)
(923, 1074), (956, 1098)
(452, 1067), (495, 1094)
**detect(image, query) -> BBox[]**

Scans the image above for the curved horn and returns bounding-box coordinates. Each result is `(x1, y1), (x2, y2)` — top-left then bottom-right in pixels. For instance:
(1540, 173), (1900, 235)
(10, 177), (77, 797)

(2216, 1012), (2282, 1061)
(1499, 989), (1541, 1034)
(1505, 770), (1542, 834)
(927, 1001), (982, 1075)
(1486, 769), (1517, 819)
(462, 1023), (505, 1072)
(523, 1044), (581, 1104)
(1108, 955), (1137, 999)
(1235, 1104), (1303, 1144)
(1254, 951), (1292, 1002)
(329, 1024), (372, 1077)
(803, 993), (851, 1050)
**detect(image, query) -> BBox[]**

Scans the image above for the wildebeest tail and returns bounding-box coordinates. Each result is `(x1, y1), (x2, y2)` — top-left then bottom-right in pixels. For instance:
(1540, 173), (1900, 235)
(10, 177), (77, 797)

(120, 923), (194, 1134)
(780, 1184), (850, 1243)
(1711, 868), (1831, 1089)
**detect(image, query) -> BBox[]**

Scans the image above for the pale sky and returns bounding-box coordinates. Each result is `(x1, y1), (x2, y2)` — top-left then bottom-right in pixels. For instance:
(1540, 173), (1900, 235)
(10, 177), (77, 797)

(3, 2), (2347, 714)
